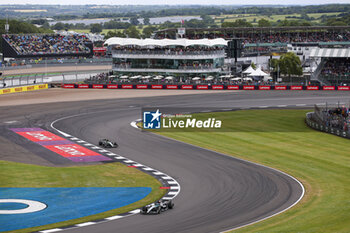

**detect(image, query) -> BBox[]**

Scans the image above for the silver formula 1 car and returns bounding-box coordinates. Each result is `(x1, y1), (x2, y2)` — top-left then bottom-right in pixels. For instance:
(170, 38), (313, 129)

(98, 139), (118, 148)
(140, 200), (174, 214)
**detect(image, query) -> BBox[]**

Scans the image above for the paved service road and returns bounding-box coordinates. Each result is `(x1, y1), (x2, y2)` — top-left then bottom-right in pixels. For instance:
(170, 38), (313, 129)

(2, 91), (350, 233)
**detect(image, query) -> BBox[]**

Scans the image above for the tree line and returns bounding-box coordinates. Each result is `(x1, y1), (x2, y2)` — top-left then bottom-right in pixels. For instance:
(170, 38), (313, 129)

(76, 4), (350, 20)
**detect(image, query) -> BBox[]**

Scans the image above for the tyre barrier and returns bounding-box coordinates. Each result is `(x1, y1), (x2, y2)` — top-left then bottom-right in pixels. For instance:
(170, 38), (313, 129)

(305, 112), (349, 139)
(62, 84), (349, 91)
(0, 84), (49, 95)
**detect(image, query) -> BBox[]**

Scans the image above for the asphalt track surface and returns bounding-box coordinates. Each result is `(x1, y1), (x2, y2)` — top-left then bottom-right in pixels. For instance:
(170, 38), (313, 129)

(2, 90), (350, 233)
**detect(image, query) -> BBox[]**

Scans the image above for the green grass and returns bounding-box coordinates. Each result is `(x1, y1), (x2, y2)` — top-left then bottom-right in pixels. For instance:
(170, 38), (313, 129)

(214, 12), (344, 24)
(0, 161), (165, 233)
(155, 109), (350, 232)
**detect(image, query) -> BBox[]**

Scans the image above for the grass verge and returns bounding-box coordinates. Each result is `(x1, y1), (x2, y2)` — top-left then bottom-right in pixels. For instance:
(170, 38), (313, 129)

(0, 161), (165, 233)
(154, 109), (350, 232)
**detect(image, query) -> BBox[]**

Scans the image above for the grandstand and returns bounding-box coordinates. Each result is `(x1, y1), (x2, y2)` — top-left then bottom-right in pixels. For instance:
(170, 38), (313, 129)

(103, 37), (228, 82)
(2, 34), (93, 58)
(310, 48), (350, 85)
(155, 26), (350, 57)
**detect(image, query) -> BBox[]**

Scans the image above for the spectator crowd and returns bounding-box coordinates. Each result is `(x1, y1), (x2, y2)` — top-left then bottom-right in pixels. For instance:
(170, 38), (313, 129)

(318, 106), (350, 132)
(156, 31), (350, 44)
(322, 58), (350, 77)
(112, 46), (225, 56)
(3, 34), (92, 56)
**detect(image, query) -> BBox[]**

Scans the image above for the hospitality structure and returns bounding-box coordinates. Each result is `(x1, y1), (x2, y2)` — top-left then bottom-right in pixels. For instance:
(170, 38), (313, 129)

(104, 37), (228, 80)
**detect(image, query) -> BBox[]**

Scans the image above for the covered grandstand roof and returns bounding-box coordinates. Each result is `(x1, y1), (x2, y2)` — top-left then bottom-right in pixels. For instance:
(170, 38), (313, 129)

(104, 37), (227, 47)
(156, 26), (350, 33)
(310, 48), (350, 58)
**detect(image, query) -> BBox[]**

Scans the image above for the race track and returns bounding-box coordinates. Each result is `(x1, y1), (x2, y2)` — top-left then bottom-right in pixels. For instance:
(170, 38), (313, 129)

(2, 90), (350, 233)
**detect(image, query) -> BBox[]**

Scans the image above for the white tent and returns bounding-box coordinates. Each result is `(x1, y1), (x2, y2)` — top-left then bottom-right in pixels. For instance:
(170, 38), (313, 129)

(248, 67), (269, 76)
(243, 77), (253, 81)
(119, 75), (129, 79)
(165, 76), (174, 80)
(231, 77), (242, 81)
(153, 76), (163, 80)
(242, 66), (255, 74)
(192, 77), (201, 80)
(205, 76), (214, 81)
(220, 75), (233, 78)
(142, 76), (151, 79)
(130, 75), (141, 79)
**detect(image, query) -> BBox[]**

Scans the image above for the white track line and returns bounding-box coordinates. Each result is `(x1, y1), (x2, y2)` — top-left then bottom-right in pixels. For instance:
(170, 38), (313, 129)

(48, 112), (181, 233)
(133, 107), (305, 233)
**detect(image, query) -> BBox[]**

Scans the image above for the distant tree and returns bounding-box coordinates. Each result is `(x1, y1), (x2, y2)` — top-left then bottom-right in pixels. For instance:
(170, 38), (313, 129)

(52, 22), (66, 30)
(326, 18), (348, 26)
(221, 19), (253, 28)
(105, 30), (126, 39)
(299, 21), (312, 26)
(251, 62), (256, 69)
(142, 26), (157, 38)
(90, 23), (103, 34)
(130, 17), (139, 26)
(124, 26), (140, 38)
(258, 18), (271, 27)
(200, 15), (214, 24)
(279, 52), (303, 79)
(277, 19), (290, 27)
(42, 22), (50, 29)
(270, 58), (279, 72)
(300, 12), (310, 20)
(143, 17), (150, 25)
(30, 19), (48, 25)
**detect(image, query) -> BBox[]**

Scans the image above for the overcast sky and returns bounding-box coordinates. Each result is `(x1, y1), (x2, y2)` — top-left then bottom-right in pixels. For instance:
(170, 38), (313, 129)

(3, 0), (350, 5)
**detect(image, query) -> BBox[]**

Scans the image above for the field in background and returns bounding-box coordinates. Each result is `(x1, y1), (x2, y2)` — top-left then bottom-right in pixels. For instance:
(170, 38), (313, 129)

(213, 12), (344, 25)
(0, 161), (165, 233)
(158, 109), (350, 232)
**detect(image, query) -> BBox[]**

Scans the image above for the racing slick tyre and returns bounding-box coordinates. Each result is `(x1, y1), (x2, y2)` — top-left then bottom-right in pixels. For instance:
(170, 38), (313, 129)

(168, 201), (174, 209)
(140, 206), (147, 214)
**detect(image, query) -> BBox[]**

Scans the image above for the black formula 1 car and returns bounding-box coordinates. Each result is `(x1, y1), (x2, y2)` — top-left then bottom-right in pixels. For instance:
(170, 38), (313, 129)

(140, 200), (174, 214)
(98, 139), (118, 148)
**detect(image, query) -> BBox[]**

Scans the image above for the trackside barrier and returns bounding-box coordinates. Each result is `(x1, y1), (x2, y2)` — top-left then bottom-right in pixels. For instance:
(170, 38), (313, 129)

(152, 85), (163, 89)
(92, 84), (103, 89)
(307, 86), (319, 90)
(290, 86), (303, 90)
(197, 85), (208, 90)
(323, 86), (335, 90)
(338, 86), (350, 91)
(259, 86), (271, 90)
(136, 84), (148, 89)
(166, 85), (178, 89)
(243, 85), (255, 90)
(107, 84), (118, 89)
(181, 85), (193, 89)
(212, 85), (224, 90)
(0, 84), (48, 95)
(306, 112), (349, 139)
(274, 86), (287, 90)
(61, 84), (350, 91)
